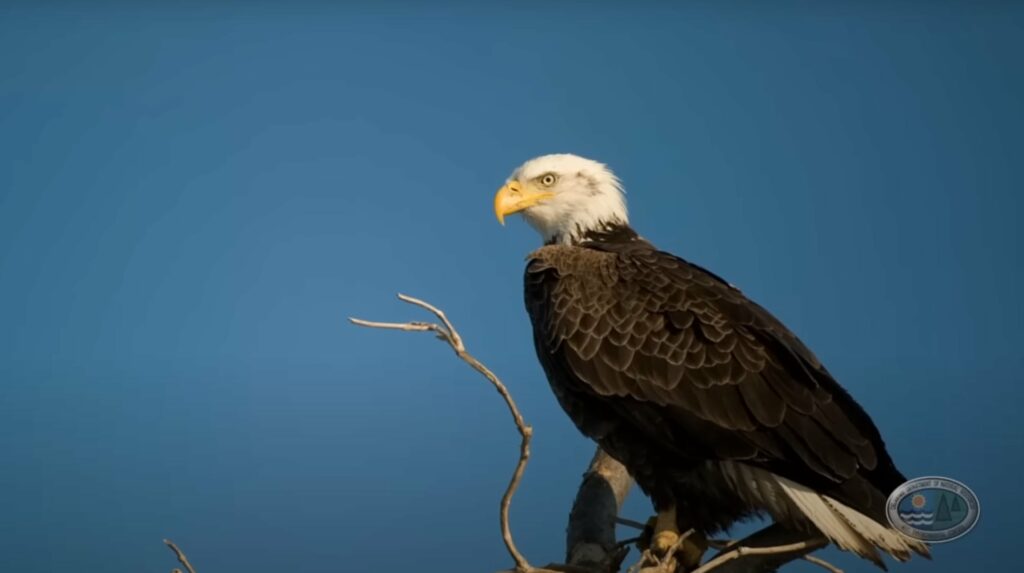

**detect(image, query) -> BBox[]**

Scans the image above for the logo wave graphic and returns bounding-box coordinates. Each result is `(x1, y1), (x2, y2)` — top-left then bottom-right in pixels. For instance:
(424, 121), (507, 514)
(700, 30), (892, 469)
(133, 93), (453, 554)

(899, 511), (935, 525)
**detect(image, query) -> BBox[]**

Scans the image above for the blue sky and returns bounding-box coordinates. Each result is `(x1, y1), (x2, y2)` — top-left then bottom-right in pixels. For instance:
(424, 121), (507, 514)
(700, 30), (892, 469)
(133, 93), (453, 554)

(1, 2), (1021, 572)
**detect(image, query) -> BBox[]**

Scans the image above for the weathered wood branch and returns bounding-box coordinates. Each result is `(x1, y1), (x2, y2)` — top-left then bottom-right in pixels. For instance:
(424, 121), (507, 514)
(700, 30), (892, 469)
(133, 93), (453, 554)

(163, 539), (197, 573)
(566, 448), (634, 571)
(692, 525), (829, 573)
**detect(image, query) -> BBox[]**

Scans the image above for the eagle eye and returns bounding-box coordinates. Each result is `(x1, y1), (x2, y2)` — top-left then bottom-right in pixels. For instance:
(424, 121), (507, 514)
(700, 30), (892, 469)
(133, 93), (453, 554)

(539, 173), (557, 187)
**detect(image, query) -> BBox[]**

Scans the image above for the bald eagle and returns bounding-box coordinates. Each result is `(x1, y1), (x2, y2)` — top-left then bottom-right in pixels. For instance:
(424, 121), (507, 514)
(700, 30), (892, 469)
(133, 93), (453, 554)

(494, 154), (929, 567)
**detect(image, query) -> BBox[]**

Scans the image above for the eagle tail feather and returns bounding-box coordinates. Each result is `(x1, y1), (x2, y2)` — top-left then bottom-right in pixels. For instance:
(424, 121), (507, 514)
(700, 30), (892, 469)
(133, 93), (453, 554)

(773, 475), (931, 566)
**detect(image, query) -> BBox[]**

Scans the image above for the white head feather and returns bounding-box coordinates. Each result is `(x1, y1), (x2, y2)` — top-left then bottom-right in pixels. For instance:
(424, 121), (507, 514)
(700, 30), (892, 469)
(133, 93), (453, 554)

(507, 154), (629, 244)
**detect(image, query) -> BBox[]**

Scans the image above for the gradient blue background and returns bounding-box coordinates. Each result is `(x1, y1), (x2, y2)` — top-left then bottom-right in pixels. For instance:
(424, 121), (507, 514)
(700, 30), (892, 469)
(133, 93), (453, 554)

(1, 2), (1020, 572)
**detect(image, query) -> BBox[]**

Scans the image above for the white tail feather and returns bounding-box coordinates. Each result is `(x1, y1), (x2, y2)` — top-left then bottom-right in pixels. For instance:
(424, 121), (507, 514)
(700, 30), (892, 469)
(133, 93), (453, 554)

(820, 495), (930, 559)
(773, 474), (930, 563)
(773, 475), (884, 564)
(717, 461), (930, 566)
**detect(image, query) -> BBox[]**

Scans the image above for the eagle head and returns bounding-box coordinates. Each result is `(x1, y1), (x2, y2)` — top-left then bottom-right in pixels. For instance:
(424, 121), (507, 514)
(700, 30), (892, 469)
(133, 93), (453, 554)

(494, 153), (628, 244)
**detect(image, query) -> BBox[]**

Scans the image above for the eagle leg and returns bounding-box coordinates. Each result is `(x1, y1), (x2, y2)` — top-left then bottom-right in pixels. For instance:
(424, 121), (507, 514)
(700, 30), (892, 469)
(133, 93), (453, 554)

(639, 506), (707, 570)
(651, 505), (680, 555)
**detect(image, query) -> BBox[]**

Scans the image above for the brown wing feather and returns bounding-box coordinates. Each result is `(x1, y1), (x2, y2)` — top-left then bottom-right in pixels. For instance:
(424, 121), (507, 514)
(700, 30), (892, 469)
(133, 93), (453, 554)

(525, 241), (907, 516)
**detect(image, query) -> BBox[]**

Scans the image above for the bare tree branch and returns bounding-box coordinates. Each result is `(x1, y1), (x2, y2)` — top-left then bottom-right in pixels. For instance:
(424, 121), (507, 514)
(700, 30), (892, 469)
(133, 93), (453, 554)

(351, 293), (533, 572)
(566, 448), (634, 571)
(802, 554), (843, 573)
(163, 539), (197, 573)
(616, 517), (648, 531)
(352, 294), (837, 573)
(692, 525), (829, 573)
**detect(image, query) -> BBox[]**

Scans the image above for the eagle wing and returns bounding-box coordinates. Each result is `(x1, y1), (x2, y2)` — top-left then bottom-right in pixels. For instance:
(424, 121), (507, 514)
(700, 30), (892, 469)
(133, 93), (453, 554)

(524, 242), (906, 516)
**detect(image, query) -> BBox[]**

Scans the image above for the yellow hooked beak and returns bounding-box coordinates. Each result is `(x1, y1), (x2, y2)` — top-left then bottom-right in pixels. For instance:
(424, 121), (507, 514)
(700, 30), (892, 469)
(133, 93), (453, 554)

(494, 181), (555, 225)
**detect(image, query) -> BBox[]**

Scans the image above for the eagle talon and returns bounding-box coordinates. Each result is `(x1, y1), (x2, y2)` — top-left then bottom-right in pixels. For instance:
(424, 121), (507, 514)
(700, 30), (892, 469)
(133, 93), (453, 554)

(642, 508), (708, 570)
(652, 530), (680, 555)
(649, 505), (680, 557)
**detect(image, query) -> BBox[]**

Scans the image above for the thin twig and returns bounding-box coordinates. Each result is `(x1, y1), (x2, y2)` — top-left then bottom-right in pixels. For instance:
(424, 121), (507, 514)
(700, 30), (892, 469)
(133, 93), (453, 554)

(691, 538), (828, 573)
(661, 529), (695, 570)
(803, 554), (844, 573)
(628, 528), (696, 573)
(616, 536), (643, 548)
(626, 549), (654, 573)
(163, 539), (197, 573)
(615, 517), (648, 531)
(706, 539), (737, 550)
(351, 293), (533, 572)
